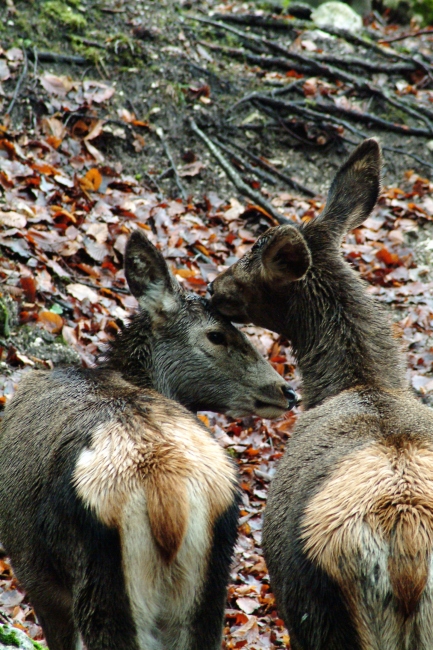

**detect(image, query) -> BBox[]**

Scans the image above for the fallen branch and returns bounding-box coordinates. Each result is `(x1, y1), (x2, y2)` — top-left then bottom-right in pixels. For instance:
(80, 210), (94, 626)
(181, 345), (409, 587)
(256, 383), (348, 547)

(155, 127), (187, 200)
(189, 119), (290, 224)
(253, 94), (433, 137)
(212, 138), (278, 185)
(210, 13), (431, 74)
(311, 53), (414, 75)
(217, 134), (316, 196)
(379, 28), (433, 44)
(6, 49), (28, 116)
(26, 50), (87, 64)
(192, 15), (433, 128)
(191, 16), (359, 84)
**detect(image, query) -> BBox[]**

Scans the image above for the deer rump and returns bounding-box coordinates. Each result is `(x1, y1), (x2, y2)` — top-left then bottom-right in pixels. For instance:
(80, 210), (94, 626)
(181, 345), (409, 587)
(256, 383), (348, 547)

(0, 368), (238, 650)
(264, 390), (433, 650)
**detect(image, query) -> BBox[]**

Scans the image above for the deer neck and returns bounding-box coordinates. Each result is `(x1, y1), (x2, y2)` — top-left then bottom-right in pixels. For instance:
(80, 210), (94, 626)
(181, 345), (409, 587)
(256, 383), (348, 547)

(103, 314), (156, 390)
(284, 265), (407, 410)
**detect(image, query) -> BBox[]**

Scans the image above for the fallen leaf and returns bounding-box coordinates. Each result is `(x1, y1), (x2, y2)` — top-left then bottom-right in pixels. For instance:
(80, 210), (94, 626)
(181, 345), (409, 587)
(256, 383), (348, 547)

(83, 168), (103, 191)
(179, 160), (205, 177)
(0, 210), (26, 228)
(38, 311), (63, 334)
(83, 80), (115, 104)
(67, 283), (99, 303)
(40, 72), (74, 97)
(0, 59), (10, 82)
(236, 598), (260, 615)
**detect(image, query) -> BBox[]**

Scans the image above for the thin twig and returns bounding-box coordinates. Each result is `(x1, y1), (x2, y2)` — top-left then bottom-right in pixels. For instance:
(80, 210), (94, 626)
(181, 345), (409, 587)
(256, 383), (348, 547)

(6, 49), (28, 116)
(26, 50), (87, 64)
(155, 127), (187, 200)
(217, 134), (316, 196)
(189, 119), (290, 224)
(379, 28), (433, 44)
(213, 138), (278, 185)
(142, 171), (163, 197)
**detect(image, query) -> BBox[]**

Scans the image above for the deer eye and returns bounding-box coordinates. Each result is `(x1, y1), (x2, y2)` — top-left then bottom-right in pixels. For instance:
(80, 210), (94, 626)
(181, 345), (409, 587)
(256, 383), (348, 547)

(207, 331), (226, 346)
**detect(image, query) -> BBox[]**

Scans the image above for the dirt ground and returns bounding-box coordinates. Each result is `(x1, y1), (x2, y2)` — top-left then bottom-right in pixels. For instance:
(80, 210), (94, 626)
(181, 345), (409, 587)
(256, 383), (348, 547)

(2, 0), (433, 204)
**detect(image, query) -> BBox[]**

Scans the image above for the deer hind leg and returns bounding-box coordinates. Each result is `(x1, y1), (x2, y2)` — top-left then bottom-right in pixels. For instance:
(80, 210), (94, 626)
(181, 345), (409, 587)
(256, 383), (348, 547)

(30, 592), (77, 650)
(161, 499), (239, 650)
(69, 519), (142, 650)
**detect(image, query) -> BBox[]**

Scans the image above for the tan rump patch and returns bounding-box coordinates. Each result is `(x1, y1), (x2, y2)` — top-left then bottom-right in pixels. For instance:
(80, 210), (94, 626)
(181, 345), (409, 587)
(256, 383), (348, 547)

(73, 411), (236, 563)
(302, 440), (433, 618)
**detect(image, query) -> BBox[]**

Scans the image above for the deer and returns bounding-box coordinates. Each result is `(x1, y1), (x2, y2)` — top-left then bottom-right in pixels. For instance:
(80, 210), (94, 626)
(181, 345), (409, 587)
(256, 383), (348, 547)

(208, 139), (433, 650)
(0, 228), (296, 650)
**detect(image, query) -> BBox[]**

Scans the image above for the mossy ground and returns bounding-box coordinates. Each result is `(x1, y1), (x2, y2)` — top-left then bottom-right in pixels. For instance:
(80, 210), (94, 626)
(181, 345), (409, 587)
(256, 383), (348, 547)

(0, 626), (19, 648)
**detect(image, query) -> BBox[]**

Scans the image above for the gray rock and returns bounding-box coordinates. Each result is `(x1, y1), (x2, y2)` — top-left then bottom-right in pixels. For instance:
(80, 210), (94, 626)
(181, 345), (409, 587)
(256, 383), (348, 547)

(312, 1), (363, 31)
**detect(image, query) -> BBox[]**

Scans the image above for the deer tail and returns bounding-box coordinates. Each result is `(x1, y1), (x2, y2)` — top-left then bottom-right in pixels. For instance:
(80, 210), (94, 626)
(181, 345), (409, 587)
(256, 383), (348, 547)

(146, 472), (189, 564)
(388, 510), (432, 617)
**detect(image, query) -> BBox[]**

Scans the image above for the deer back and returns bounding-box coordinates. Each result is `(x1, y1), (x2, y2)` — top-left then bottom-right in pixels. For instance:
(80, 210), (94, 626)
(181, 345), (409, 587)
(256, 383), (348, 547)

(0, 230), (295, 650)
(210, 140), (433, 650)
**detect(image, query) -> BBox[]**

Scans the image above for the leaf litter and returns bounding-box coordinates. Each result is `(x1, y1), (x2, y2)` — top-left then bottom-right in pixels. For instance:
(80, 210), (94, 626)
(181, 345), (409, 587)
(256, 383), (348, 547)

(2, 41), (433, 650)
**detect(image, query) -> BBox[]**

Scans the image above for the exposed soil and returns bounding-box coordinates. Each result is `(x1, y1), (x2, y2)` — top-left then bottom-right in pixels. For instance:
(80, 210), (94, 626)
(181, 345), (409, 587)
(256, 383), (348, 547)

(2, 0), (433, 206)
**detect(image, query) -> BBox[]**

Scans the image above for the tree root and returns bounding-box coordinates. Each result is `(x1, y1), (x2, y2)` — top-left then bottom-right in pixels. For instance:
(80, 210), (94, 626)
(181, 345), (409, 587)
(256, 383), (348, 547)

(189, 119), (291, 224)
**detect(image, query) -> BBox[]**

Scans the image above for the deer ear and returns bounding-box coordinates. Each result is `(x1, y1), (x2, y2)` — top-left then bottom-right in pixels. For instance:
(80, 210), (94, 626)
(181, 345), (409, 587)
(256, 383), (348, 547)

(124, 229), (180, 315)
(260, 225), (311, 283)
(318, 138), (382, 236)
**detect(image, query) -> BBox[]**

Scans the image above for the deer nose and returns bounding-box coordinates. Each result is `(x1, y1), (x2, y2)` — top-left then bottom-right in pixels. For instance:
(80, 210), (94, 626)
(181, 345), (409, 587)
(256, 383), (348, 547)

(282, 385), (298, 410)
(207, 282), (214, 296)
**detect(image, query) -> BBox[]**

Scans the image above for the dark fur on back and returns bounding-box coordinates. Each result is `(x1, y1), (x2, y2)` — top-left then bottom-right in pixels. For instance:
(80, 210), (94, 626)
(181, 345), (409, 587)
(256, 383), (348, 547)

(210, 140), (433, 650)
(0, 231), (294, 650)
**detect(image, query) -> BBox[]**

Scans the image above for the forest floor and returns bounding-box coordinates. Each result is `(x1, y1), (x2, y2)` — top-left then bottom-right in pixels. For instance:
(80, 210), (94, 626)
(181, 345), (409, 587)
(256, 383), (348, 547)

(2, 0), (433, 648)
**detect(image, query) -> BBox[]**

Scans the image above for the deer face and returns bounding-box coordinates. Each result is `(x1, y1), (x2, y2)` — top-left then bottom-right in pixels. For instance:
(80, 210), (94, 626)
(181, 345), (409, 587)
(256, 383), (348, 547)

(209, 139), (382, 337)
(208, 225), (312, 331)
(123, 229), (296, 418)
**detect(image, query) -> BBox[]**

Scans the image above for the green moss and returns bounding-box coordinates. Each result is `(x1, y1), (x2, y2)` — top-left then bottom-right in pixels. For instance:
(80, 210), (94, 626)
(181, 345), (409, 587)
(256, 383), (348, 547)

(41, 1), (87, 31)
(70, 41), (103, 65)
(413, 0), (433, 23)
(105, 33), (144, 66)
(0, 626), (20, 648)
(32, 642), (45, 650)
(0, 298), (10, 338)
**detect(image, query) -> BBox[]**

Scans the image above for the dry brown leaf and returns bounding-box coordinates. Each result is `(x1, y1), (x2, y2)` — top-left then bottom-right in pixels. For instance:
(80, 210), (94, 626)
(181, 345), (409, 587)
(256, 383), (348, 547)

(38, 311), (63, 334)
(40, 73), (75, 97)
(0, 210), (26, 228)
(83, 168), (103, 191)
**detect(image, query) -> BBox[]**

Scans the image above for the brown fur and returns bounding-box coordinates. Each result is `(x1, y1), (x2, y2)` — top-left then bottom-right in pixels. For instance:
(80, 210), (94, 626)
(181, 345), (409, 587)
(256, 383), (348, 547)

(209, 140), (433, 650)
(73, 400), (236, 565)
(1, 230), (293, 650)
(302, 438), (433, 618)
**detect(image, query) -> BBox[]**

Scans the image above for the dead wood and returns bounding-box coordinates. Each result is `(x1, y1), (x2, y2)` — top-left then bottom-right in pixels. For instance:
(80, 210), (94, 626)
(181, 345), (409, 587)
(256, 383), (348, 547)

(216, 135), (316, 196)
(155, 127), (187, 200)
(210, 12), (433, 77)
(379, 28), (433, 44)
(6, 49), (28, 116)
(251, 94), (433, 137)
(189, 119), (290, 224)
(26, 50), (87, 64)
